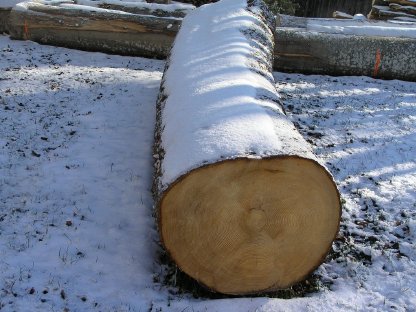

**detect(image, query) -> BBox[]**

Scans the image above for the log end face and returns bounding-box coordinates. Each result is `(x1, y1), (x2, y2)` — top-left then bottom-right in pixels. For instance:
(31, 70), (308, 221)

(246, 208), (267, 232)
(160, 157), (341, 294)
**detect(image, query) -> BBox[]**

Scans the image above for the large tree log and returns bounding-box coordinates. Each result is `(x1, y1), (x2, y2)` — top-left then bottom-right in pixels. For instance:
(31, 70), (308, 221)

(274, 26), (416, 82)
(8, 1), (181, 58)
(153, 0), (341, 295)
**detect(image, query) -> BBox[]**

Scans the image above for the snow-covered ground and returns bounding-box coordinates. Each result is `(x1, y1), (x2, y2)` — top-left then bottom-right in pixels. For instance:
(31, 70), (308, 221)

(0, 35), (164, 311)
(0, 35), (415, 311)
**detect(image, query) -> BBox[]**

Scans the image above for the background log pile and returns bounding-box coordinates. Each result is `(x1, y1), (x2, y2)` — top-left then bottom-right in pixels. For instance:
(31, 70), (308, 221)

(369, 0), (416, 22)
(8, 0), (194, 58)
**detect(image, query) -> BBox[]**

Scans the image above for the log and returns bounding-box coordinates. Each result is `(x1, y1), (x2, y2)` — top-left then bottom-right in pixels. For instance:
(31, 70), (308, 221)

(274, 27), (416, 82)
(388, 0), (416, 7)
(370, 4), (416, 19)
(392, 15), (416, 21)
(153, 0), (341, 295)
(390, 3), (416, 15)
(8, 1), (181, 58)
(276, 13), (307, 27)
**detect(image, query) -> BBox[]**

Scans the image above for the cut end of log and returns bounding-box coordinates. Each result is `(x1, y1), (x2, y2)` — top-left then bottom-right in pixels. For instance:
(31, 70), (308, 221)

(159, 156), (341, 295)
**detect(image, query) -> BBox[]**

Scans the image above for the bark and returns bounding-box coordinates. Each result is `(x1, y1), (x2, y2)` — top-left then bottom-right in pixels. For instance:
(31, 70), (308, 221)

(389, 3), (416, 14)
(388, 0), (416, 7)
(0, 8), (11, 33)
(274, 27), (416, 82)
(370, 4), (416, 19)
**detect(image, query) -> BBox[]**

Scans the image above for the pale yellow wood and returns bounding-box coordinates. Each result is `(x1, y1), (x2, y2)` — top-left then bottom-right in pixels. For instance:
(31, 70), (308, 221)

(159, 157), (341, 294)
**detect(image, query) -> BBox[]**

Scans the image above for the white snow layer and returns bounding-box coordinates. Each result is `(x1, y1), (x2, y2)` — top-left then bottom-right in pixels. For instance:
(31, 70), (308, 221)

(161, 0), (315, 187)
(1, 35), (416, 311)
(307, 19), (416, 38)
(0, 35), (164, 311)
(11, 0), (194, 14)
(14, 1), (133, 14)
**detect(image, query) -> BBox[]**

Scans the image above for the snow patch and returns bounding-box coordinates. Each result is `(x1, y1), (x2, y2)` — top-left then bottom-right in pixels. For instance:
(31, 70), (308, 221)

(1, 34), (415, 311)
(307, 19), (416, 38)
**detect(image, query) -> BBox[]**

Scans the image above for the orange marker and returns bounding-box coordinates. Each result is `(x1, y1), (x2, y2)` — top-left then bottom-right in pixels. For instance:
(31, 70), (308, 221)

(24, 20), (29, 39)
(373, 49), (382, 77)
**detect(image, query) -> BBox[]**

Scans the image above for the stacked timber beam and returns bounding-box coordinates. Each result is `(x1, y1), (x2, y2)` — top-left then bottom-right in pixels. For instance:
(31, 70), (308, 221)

(274, 15), (416, 82)
(8, 0), (194, 58)
(369, 0), (416, 22)
(153, 0), (341, 295)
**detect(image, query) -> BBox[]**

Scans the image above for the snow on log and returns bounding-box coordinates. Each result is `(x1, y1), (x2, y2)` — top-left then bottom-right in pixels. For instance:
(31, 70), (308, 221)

(153, 0), (341, 295)
(333, 11), (354, 19)
(75, 0), (195, 18)
(370, 4), (416, 19)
